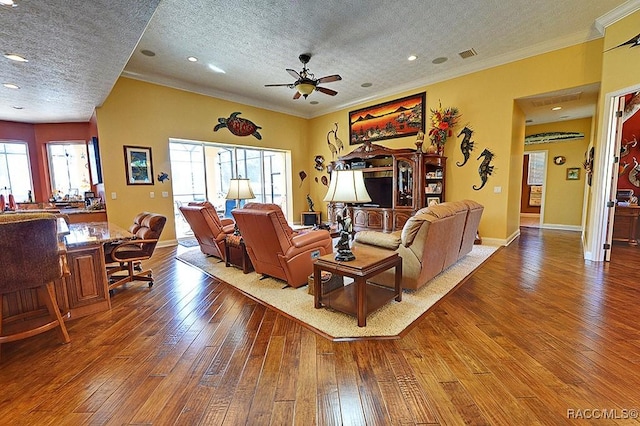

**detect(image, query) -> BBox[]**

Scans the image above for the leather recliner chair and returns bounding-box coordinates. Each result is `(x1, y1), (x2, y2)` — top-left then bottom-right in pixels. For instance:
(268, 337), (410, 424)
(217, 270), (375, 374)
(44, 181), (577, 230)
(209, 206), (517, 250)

(352, 200), (484, 290)
(179, 201), (235, 260)
(232, 203), (333, 288)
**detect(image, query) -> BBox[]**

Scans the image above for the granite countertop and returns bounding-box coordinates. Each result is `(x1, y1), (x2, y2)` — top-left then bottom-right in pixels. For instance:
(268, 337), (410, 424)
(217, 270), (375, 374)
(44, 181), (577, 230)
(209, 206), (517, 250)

(64, 221), (133, 248)
(2, 208), (106, 214)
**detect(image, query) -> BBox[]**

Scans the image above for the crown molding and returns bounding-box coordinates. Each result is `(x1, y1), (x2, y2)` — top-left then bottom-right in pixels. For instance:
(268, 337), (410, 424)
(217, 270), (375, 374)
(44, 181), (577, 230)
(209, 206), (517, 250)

(595, 0), (640, 33)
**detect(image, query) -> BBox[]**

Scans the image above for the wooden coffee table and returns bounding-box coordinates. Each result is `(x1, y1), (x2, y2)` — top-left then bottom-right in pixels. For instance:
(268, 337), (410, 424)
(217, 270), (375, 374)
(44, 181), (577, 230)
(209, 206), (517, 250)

(313, 244), (402, 327)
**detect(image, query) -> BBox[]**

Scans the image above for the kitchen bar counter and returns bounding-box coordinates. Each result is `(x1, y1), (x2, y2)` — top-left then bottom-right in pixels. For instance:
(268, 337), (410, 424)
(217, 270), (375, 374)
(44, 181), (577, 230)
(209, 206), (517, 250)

(3, 220), (130, 324)
(4, 208), (107, 223)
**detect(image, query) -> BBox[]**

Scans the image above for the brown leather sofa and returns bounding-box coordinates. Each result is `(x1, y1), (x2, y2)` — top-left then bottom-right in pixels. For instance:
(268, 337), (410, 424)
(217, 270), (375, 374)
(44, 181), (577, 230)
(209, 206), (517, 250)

(352, 200), (484, 290)
(179, 201), (235, 260)
(232, 203), (333, 288)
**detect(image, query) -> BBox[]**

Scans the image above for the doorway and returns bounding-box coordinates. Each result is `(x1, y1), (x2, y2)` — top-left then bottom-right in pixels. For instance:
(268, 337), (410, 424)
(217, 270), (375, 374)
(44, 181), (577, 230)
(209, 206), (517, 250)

(520, 151), (545, 228)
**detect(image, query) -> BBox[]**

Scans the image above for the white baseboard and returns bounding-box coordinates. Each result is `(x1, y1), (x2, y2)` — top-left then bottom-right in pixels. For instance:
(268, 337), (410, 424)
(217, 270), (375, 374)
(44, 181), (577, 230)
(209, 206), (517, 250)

(540, 224), (582, 232)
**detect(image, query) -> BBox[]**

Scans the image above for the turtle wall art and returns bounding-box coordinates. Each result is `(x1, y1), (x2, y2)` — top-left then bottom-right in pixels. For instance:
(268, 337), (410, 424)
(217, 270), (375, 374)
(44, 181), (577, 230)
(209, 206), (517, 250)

(214, 112), (262, 140)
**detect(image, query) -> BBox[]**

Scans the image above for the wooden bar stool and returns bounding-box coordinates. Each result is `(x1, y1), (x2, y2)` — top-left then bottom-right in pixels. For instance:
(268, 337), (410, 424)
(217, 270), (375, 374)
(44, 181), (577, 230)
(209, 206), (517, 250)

(0, 213), (71, 357)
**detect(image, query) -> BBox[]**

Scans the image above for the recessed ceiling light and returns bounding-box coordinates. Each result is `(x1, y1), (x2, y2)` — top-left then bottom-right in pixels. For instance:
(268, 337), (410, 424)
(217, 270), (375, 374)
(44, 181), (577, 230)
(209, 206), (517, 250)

(310, 101), (319, 105)
(12, 105), (23, 109)
(3, 83), (19, 89)
(408, 55), (417, 61)
(432, 57), (448, 64)
(560, 115), (570, 119)
(552, 106), (562, 111)
(141, 49), (156, 57)
(4, 53), (28, 62)
(361, 82), (373, 88)
(207, 64), (225, 73)
(187, 56), (198, 62)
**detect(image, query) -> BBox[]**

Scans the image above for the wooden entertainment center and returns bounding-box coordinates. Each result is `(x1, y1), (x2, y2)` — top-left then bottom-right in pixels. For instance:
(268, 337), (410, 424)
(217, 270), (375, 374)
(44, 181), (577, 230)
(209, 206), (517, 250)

(327, 142), (446, 232)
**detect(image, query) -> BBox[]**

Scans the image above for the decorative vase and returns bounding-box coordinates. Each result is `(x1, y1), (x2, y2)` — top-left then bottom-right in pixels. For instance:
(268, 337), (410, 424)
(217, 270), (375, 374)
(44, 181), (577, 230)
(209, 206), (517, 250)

(425, 141), (438, 155)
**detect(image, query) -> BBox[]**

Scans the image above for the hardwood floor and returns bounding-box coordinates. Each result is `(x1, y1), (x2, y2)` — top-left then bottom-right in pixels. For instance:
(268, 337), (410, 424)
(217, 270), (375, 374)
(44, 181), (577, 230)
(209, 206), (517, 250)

(1, 227), (640, 425)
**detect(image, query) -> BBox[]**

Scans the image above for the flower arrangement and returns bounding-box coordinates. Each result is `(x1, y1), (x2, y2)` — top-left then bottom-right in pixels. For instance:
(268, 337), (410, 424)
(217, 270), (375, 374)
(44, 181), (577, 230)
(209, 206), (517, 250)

(428, 103), (460, 148)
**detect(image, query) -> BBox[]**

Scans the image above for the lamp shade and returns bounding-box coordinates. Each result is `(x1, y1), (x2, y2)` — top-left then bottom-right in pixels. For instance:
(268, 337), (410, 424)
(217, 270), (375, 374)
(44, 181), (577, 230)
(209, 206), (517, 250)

(323, 170), (372, 203)
(226, 178), (255, 200)
(296, 82), (315, 96)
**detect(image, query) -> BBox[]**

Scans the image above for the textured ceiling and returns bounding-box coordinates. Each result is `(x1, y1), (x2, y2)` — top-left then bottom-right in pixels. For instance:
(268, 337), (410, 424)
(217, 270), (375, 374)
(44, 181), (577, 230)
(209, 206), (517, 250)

(0, 0), (635, 124)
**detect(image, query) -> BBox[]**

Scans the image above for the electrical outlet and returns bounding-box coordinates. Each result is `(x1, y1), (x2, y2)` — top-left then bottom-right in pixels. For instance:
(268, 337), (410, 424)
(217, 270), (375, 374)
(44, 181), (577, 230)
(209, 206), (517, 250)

(494, 186), (502, 193)
(162, 191), (169, 198)
(111, 192), (117, 199)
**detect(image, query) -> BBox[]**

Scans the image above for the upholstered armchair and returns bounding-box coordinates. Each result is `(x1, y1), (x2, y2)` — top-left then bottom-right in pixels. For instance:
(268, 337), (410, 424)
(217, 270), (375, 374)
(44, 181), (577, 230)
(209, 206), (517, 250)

(352, 200), (484, 290)
(179, 201), (235, 260)
(0, 213), (70, 353)
(105, 212), (166, 293)
(232, 203), (333, 288)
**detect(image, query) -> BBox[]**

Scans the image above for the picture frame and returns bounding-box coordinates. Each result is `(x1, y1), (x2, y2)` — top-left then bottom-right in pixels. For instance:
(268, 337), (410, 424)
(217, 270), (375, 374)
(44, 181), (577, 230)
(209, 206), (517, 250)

(124, 145), (154, 185)
(427, 197), (440, 207)
(87, 136), (103, 184)
(566, 167), (580, 180)
(349, 92), (425, 145)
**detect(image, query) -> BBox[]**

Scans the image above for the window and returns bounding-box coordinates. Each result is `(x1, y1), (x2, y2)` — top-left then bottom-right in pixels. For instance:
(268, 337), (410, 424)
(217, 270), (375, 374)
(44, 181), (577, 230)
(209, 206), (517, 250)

(0, 141), (33, 202)
(47, 142), (92, 199)
(527, 152), (546, 186)
(170, 140), (289, 238)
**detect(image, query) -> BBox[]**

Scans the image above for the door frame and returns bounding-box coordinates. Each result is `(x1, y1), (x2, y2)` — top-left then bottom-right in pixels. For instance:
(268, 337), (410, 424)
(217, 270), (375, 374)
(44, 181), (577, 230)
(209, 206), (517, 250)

(586, 85), (639, 261)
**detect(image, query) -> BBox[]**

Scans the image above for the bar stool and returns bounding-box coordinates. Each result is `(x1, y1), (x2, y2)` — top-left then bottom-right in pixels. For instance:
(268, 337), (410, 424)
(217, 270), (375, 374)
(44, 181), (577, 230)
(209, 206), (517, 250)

(0, 213), (71, 357)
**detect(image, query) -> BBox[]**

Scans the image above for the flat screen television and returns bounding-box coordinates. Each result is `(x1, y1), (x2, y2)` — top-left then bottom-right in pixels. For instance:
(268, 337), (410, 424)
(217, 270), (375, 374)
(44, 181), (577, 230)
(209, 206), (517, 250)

(362, 176), (393, 208)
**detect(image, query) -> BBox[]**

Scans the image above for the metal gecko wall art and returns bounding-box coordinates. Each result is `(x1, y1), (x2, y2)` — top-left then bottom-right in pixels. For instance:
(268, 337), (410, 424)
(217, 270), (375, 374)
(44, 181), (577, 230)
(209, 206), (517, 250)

(456, 126), (475, 167)
(473, 148), (495, 191)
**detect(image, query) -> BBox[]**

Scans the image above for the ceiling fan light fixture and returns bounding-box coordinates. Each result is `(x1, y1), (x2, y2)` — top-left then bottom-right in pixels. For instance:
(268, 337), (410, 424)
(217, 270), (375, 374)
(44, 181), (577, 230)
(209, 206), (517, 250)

(296, 82), (315, 96)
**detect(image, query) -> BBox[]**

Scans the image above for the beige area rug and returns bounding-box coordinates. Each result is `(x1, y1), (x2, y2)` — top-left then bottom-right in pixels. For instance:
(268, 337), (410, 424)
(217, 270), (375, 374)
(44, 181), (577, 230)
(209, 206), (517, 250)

(176, 245), (498, 339)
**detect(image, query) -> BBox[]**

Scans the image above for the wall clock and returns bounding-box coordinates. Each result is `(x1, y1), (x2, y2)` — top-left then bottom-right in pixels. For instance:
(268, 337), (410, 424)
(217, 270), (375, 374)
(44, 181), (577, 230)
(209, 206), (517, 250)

(553, 156), (566, 165)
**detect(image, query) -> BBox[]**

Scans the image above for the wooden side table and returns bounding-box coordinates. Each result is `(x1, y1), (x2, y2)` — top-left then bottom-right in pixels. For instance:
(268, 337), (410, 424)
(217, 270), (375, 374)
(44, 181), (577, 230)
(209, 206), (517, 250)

(301, 211), (321, 226)
(224, 235), (253, 274)
(313, 244), (401, 327)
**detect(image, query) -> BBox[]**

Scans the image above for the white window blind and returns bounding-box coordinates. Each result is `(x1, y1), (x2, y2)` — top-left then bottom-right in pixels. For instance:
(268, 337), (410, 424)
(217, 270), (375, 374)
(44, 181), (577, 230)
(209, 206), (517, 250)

(527, 152), (545, 186)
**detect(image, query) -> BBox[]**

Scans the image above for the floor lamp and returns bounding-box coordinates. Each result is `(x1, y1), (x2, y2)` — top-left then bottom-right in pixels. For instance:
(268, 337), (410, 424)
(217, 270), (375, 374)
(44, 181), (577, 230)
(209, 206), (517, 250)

(323, 169), (371, 261)
(226, 178), (255, 235)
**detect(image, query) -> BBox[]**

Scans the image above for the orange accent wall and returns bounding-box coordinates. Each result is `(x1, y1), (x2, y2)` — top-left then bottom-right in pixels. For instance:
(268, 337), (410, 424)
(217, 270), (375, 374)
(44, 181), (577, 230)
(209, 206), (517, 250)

(0, 120), (96, 202)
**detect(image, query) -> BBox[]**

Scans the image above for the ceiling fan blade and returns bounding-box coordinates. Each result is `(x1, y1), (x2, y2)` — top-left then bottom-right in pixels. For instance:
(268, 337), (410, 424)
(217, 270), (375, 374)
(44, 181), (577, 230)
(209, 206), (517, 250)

(265, 83), (294, 87)
(317, 74), (342, 84)
(316, 86), (338, 96)
(286, 68), (301, 79)
(293, 91), (302, 100)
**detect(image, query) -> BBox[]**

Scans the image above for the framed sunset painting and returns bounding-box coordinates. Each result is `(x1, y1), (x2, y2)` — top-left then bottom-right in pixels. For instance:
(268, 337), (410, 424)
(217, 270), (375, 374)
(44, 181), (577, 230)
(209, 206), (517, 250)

(349, 92), (425, 145)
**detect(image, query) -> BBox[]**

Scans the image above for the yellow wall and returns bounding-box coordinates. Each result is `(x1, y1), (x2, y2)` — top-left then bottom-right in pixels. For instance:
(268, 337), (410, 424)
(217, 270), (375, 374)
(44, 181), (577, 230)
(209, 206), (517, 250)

(96, 78), (309, 242)
(583, 10), (640, 255)
(309, 40), (604, 242)
(525, 118), (592, 227)
(96, 40), (604, 244)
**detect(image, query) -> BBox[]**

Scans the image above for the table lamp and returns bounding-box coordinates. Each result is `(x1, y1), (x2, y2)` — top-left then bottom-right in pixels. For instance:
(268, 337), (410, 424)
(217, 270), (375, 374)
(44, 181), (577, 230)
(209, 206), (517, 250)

(323, 169), (371, 261)
(226, 178), (255, 235)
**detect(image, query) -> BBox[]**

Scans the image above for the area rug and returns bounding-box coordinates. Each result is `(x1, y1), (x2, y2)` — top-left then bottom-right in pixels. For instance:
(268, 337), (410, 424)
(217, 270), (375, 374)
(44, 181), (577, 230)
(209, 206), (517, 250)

(176, 245), (498, 339)
(178, 238), (200, 248)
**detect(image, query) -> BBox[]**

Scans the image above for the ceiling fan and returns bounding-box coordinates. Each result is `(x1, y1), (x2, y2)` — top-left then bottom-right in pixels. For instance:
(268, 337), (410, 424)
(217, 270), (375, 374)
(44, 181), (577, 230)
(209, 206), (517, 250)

(265, 53), (342, 99)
